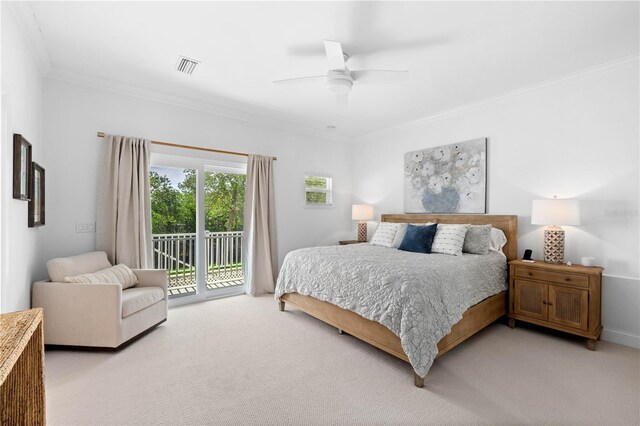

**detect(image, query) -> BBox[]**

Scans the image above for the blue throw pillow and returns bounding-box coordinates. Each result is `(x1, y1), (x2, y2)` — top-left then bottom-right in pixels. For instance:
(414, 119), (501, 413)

(398, 224), (438, 254)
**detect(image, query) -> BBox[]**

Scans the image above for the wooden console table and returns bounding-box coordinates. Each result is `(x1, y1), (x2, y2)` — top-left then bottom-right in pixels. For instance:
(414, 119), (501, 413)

(0, 308), (46, 425)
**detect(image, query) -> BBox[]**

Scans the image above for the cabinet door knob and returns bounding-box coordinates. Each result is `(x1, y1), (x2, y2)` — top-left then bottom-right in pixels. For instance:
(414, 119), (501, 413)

(548, 302), (553, 306)
(528, 272), (533, 276)
(542, 300), (547, 305)
(565, 277), (571, 281)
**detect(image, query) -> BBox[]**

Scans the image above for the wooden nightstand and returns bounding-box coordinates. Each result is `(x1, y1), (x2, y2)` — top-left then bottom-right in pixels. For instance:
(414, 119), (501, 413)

(508, 260), (603, 350)
(338, 240), (364, 245)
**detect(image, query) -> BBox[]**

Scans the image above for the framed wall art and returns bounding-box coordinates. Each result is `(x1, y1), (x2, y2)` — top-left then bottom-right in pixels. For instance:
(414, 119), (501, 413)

(28, 162), (45, 227)
(404, 138), (487, 214)
(13, 134), (32, 200)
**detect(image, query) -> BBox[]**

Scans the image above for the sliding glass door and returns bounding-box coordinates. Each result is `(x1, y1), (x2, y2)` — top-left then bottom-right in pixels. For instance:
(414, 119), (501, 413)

(203, 168), (246, 295)
(150, 166), (198, 299)
(150, 156), (246, 303)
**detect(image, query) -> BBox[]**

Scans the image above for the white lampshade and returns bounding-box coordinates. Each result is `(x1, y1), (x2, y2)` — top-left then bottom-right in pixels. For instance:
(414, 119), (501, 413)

(531, 198), (581, 226)
(352, 204), (374, 221)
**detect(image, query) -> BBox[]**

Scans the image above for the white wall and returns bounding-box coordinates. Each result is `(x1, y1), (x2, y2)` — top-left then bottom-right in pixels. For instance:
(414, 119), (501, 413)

(0, 6), (44, 312)
(5, 10), (638, 349)
(39, 78), (353, 285)
(351, 58), (640, 347)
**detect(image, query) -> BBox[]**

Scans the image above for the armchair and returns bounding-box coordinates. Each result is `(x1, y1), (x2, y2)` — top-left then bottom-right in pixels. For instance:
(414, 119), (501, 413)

(32, 251), (168, 349)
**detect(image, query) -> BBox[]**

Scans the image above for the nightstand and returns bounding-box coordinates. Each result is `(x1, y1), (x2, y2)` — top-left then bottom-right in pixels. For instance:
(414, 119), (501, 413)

(339, 240), (365, 245)
(508, 260), (603, 350)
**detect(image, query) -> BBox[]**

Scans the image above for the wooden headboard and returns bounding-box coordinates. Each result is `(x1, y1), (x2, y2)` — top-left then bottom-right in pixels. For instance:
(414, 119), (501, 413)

(381, 214), (518, 262)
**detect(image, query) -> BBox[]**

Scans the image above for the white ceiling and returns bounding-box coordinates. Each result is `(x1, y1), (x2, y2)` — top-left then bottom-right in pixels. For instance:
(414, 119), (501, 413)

(24, 1), (640, 139)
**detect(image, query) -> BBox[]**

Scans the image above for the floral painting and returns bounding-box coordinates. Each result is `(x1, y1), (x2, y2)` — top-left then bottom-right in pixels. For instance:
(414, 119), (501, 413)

(404, 138), (487, 213)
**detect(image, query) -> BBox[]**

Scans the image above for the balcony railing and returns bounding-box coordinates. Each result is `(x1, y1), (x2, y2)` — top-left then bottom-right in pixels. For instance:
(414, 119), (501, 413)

(152, 231), (243, 295)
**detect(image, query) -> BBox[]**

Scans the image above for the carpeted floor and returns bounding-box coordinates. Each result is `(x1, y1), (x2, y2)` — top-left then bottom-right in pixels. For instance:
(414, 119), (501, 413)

(45, 295), (640, 425)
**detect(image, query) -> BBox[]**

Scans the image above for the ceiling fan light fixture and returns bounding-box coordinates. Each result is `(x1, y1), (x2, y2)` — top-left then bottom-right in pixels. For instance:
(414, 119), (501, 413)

(325, 74), (353, 95)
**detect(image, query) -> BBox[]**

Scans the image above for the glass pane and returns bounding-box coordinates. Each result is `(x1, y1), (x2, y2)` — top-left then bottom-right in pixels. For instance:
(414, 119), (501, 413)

(305, 176), (329, 190)
(34, 171), (41, 222)
(20, 145), (28, 194)
(150, 166), (197, 299)
(204, 171), (246, 292)
(306, 191), (327, 204)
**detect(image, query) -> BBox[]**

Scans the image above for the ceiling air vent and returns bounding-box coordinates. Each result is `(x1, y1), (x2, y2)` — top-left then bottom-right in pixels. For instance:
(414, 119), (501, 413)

(175, 56), (200, 75)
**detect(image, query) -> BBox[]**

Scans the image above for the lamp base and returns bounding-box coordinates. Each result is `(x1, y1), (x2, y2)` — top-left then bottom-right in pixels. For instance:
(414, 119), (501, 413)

(357, 222), (367, 242)
(543, 227), (565, 264)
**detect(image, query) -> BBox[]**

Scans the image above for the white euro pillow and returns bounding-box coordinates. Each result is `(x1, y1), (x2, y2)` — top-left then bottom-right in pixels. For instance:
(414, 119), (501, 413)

(431, 224), (470, 256)
(370, 222), (400, 247)
(391, 223), (408, 248)
(490, 228), (508, 253)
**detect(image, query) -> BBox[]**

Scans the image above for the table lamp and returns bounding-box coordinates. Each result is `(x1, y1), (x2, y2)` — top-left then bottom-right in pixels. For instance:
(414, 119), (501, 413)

(352, 204), (374, 242)
(531, 196), (580, 264)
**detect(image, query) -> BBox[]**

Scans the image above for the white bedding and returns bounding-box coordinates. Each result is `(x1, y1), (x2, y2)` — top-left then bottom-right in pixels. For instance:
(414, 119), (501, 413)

(275, 244), (507, 378)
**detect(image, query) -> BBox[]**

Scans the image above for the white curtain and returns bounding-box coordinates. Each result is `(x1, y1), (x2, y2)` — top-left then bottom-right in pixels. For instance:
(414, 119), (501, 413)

(243, 155), (277, 295)
(96, 135), (152, 268)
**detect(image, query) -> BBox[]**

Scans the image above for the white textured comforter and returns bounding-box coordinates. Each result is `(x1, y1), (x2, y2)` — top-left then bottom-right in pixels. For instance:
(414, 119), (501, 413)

(275, 244), (507, 378)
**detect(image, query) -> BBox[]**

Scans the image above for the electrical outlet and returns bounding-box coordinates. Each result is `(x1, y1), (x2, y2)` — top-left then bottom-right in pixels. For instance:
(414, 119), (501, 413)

(76, 222), (96, 233)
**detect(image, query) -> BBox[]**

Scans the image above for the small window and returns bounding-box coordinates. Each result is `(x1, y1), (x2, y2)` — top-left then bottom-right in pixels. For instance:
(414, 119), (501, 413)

(305, 175), (333, 206)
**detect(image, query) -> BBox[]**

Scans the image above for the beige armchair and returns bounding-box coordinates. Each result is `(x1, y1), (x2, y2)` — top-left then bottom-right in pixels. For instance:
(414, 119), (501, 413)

(32, 251), (168, 349)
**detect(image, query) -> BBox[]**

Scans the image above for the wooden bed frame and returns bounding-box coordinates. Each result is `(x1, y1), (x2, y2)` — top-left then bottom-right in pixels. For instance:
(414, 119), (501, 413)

(278, 214), (518, 387)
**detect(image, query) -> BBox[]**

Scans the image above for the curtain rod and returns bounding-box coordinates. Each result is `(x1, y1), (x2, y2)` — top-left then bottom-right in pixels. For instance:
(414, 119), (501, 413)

(96, 132), (277, 161)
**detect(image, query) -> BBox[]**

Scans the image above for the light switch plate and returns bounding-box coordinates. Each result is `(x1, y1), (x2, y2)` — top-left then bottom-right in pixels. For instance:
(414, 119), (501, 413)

(76, 222), (96, 233)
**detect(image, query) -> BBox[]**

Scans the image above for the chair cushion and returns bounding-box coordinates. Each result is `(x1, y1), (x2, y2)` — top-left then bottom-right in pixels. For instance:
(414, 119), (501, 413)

(47, 251), (112, 283)
(64, 264), (138, 289)
(121, 287), (165, 318)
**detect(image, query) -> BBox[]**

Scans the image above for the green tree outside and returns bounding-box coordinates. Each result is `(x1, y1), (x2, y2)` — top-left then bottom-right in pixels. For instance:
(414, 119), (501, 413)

(150, 168), (245, 234)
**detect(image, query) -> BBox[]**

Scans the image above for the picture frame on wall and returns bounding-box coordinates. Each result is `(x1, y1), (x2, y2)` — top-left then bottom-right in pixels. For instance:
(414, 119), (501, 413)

(28, 162), (45, 228)
(13, 134), (32, 200)
(404, 138), (487, 214)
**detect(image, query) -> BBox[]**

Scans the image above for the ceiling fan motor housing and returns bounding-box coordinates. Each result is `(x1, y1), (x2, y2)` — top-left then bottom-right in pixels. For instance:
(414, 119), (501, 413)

(325, 70), (353, 95)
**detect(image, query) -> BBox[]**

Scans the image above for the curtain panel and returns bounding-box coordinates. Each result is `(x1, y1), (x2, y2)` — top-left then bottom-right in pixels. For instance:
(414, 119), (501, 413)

(243, 155), (278, 295)
(96, 135), (152, 268)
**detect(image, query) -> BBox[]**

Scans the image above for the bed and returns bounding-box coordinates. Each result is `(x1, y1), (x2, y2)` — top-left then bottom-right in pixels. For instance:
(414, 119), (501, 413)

(276, 214), (518, 387)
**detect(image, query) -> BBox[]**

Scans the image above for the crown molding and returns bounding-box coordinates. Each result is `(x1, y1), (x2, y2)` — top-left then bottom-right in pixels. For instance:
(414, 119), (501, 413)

(45, 68), (352, 144)
(12, 0), (637, 145)
(4, 1), (52, 76)
(8, 0), (350, 142)
(353, 53), (640, 143)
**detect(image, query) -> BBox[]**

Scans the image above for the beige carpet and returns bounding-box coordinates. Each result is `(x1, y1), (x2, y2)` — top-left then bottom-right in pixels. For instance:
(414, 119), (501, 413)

(45, 295), (640, 425)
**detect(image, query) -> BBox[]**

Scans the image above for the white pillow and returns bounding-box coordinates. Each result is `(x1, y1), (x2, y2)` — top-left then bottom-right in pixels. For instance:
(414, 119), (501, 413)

(431, 224), (470, 256)
(64, 263), (138, 289)
(391, 223), (408, 248)
(490, 228), (508, 253)
(370, 222), (400, 247)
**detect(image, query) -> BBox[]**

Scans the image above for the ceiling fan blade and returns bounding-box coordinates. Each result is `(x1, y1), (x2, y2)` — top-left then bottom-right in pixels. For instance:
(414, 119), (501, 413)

(273, 75), (326, 84)
(351, 70), (409, 83)
(324, 40), (346, 71)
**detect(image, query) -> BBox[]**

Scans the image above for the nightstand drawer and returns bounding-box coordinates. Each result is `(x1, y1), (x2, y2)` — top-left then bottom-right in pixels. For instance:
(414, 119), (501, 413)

(514, 266), (589, 288)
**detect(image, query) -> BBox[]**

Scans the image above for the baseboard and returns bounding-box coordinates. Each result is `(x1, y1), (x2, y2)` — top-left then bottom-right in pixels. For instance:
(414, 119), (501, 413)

(601, 328), (640, 349)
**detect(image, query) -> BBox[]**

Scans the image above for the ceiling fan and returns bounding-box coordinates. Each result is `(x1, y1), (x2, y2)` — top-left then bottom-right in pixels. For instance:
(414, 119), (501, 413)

(273, 40), (409, 105)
